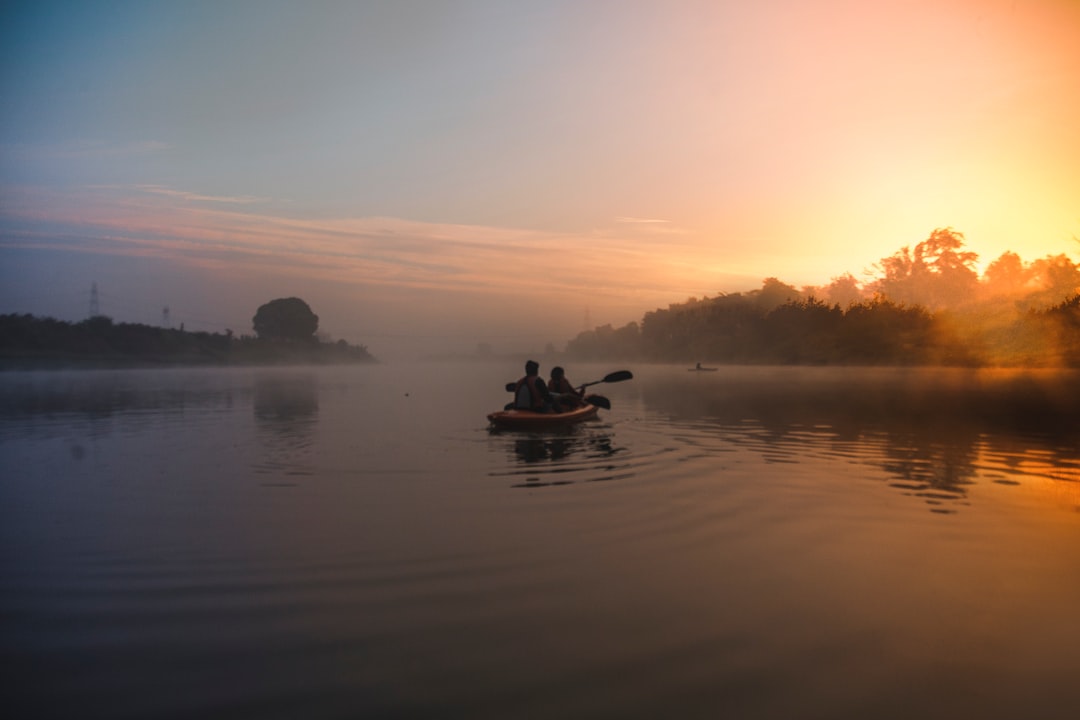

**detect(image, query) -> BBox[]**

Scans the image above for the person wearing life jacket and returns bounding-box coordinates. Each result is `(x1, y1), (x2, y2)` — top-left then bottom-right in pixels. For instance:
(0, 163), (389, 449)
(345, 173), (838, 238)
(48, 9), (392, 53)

(548, 366), (583, 410)
(513, 360), (552, 411)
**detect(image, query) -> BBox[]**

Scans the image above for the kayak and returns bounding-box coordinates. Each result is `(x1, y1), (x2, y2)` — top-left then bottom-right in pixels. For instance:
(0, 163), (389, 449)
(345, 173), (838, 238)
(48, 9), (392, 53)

(688, 367), (718, 372)
(487, 400), (600, 430)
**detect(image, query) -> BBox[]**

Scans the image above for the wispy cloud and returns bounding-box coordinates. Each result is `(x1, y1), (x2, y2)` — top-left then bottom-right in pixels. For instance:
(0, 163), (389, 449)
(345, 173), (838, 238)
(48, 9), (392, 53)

(132, 184), (271, 205)
(0, 184), (729, 315)
(610, 217), (689, 238)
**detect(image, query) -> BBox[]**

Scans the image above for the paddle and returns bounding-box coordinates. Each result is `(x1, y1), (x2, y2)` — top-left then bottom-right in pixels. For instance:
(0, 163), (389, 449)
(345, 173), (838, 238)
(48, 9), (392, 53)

(572, 371), (631, 411)
(577, 369), (633, 390)
(584, 395), (611, 410)
(570, 371), (631, 411)
(505, 369), (633, 393)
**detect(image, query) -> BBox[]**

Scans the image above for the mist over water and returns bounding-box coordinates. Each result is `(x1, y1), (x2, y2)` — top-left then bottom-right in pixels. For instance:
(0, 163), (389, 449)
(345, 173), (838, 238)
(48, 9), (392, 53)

(1, 363), (1078, 719)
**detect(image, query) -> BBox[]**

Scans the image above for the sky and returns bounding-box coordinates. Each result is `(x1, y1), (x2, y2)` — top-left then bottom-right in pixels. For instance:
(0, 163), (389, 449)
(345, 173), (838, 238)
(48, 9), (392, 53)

(2, 0), (1078, 358)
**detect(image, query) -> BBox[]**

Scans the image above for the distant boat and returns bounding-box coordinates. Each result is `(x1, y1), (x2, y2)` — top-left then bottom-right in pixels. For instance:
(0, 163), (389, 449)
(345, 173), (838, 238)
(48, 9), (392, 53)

(689, 364), (718, 372)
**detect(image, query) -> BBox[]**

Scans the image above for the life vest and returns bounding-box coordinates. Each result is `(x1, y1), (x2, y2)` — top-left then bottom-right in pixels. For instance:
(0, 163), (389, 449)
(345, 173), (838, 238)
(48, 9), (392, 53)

(514, 375), (545, 410)
(549, 376), (574, 394)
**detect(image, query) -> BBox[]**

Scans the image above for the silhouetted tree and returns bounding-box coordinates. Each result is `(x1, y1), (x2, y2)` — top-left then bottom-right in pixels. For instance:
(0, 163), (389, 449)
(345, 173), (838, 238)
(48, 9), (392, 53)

(566, 321), (641, 360)
(871, 228), (979, 309)
(252, 297), (319, 342)
(917, 228), (980, 307)
(1, 311), (376, 367)
(981, 251), (1029, 298)
(1042, 294), (1080, 365)
(1027, 254), (1080, 307)
(754, 277), (802, 311)
(763, 299), (843, 363)
(837, 299), (937, 364)
(558, 228), (1078, 367)
(823, 273), (864, 307)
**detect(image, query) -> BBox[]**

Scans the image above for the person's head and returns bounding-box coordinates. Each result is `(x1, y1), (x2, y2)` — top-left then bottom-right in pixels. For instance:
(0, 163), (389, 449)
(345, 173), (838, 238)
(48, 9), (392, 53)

(550, 366), (565, 380)
(525, 360), (539, 376)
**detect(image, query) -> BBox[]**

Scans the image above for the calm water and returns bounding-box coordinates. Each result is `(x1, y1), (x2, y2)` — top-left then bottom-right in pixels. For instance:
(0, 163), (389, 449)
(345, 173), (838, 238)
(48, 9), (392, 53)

(2, 363), (1078, 719)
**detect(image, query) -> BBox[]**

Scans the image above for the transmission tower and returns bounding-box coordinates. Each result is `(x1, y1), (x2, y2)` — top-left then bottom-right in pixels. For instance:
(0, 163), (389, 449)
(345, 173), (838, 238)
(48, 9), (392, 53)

(162, 306), (171, 328)
(89, 282), (100, 318)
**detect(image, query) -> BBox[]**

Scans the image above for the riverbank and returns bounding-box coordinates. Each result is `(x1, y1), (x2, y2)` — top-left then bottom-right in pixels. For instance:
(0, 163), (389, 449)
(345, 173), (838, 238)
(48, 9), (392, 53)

(0, 313), (377, 370)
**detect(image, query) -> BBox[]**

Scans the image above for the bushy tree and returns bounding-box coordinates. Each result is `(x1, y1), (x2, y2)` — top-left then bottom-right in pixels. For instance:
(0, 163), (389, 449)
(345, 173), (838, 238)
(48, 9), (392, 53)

(871, 228), (979, 309)
(823, 273), (864, 308)
(560, 227), (1078, 367)
(566, 321), (641, 360)
(1028, 254), (1080, 306)
(981, 251), (1029, 297)
(754, 277), (802, 311)
(252, 297), (319, 341)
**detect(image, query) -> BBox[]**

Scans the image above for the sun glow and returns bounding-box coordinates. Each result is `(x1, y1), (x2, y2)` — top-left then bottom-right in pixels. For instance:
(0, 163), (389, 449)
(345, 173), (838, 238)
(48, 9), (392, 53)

(2, 1), (1078, 356)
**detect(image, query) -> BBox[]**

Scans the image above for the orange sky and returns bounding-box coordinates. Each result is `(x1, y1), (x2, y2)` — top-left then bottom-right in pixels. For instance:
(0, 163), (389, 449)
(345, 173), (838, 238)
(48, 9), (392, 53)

(2, 0), (1078, 357)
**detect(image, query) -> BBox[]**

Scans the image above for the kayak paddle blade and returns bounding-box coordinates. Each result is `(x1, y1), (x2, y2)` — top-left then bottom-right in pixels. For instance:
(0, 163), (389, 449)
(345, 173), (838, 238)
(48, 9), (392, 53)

(580, 370), (634, 389)
(586, 395), (611, 410)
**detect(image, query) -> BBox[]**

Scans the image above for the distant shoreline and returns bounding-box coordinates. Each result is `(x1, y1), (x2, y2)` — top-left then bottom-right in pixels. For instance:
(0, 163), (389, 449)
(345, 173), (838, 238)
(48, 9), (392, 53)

(0, 353), (379, 372)
(0, 313), (378, 371)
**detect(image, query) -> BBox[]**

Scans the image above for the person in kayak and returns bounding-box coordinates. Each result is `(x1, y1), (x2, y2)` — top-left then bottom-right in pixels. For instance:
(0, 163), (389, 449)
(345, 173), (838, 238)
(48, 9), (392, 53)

(512, 360), (553, 412)
(548, 366), (584, 410)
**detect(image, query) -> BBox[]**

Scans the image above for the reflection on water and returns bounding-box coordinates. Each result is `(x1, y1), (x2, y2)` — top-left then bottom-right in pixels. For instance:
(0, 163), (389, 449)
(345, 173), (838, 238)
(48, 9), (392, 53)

(488, 428), (631, 487)
(252, 373), (318, 483)
(2, 364), (1079, 720)
(254, 373), (319, 423)
(0, 369), (238, 429)
(637, 366), (1080, 514)
(879, 433), (978, 513)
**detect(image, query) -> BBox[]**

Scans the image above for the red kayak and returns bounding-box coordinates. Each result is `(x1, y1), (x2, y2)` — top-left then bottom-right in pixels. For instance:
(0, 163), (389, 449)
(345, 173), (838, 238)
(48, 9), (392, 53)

(487, 399), (600, 430)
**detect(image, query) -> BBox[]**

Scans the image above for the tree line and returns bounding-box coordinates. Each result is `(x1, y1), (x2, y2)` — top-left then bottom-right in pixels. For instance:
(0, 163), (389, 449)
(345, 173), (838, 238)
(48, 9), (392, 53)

(567, 229), (1080, 366)
(0, 297), (376, 368)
